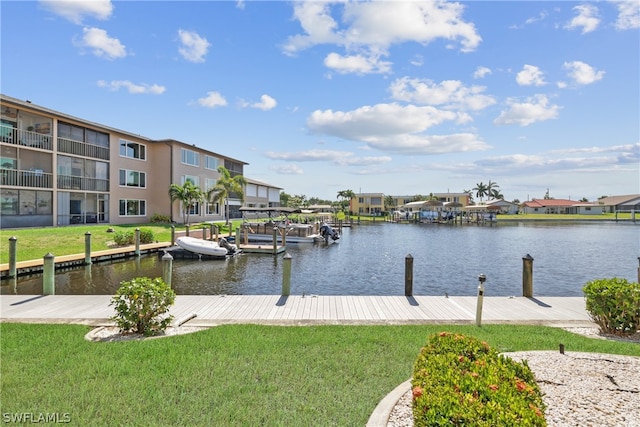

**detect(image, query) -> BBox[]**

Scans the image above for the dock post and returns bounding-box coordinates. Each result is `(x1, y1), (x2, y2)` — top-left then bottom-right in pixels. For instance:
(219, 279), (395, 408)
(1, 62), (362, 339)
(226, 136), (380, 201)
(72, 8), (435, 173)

(8, 236), (17, 278)
(272, 227), (278, 254)
(522, 254), (534, 297)
(171, 225), (175, 245)
(84, 232), (92, 265)
(202, 227), (207, 240)
(476, 274), (486, 326)
(209, 224), (215, 241)
(185, 225), (190, 237)
(214, 225), (219, 242)
(162, 252), (173, 287)
(282, 252), (292, 296)
(405, 254), (413, 296)
(43, 253), (55, 295)
(637, 257), (640, 284)
(135, 228), (141, 256)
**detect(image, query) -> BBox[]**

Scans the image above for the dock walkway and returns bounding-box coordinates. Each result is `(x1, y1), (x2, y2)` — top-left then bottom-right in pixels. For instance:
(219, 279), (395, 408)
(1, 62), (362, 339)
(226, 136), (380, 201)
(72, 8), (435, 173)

(0, 294), (592, 327)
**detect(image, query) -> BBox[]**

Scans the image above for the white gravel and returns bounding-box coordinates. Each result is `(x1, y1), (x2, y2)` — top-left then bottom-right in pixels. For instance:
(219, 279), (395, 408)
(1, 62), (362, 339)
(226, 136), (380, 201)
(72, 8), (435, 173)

(387, 328), (640, 427)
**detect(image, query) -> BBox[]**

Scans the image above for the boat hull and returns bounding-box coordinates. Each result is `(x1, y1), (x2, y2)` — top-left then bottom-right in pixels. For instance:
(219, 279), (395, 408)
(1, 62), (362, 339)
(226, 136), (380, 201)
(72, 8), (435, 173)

(176, 236), (235, 257)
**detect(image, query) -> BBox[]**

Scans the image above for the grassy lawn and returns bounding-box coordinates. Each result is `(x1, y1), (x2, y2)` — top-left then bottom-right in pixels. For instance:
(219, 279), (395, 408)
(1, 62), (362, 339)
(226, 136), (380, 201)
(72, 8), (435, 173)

(0, 222), (243, 264)
(1, 323), (638, 426)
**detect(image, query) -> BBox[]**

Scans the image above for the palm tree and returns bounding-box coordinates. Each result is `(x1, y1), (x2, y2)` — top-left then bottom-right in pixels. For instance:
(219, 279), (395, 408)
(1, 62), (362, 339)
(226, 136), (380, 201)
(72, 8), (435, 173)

(473, 182), (488, 203)
(384, 195), (396, 213)
(206, 166), (247, 225)
(337, 189), (355, 212)
(486, 180), (500, 200)
(169, 180), (205, 224)
(463, 189), (474, 205)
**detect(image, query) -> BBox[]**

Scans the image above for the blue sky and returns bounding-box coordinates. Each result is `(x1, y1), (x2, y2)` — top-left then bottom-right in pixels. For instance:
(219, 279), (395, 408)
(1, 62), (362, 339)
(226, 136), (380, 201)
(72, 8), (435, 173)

(2, 0), (638, 203)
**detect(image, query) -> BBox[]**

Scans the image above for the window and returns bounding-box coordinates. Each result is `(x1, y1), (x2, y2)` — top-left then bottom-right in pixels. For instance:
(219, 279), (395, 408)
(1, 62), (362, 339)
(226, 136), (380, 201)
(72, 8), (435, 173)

(119, 139), (146, 160)
(181, 175), (199, 186)
(181, 148), (199, 166)
(1, 189), (19, 215)
(119, 169), (146, 188)
(205, 202), (219, 215)
(119, 199), (146, 216)
(187, 202), (200, 215)
(205, 155), (218, 170)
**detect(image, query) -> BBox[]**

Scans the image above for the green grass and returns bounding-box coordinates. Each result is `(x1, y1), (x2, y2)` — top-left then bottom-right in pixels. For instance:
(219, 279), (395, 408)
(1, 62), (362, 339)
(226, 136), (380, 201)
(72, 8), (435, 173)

(1, 323), (638, 426)
(0, 222), (242, 264)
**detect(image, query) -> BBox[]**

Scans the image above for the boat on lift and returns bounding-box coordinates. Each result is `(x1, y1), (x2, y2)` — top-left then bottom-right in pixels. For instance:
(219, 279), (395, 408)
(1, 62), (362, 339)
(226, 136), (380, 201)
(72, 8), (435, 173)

(175, 236), (238, 257)
(238, 207), (339, 244)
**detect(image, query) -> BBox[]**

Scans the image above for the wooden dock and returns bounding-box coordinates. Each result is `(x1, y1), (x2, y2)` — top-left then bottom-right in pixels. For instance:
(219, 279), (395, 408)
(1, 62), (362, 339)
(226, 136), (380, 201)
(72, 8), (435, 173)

(0, 294), (593, 327)
(0, 242), (172, 279)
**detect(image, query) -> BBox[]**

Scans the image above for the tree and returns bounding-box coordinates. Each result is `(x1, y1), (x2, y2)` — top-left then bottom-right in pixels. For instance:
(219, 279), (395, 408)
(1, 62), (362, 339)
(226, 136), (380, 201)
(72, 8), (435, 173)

(486, 180), (500, 200)
(337, 189), (355, 212)
(473, 182), (488, 202)
(169, 180), (205, 225)
(384, 195), (396, 213)
(206, 165), (247, 225)
(463, 189), (474, 205)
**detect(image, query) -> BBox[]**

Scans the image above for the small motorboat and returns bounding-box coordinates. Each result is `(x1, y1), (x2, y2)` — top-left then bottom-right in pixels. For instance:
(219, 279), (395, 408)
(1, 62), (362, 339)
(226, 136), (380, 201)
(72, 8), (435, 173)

(176, 236), (238, 258)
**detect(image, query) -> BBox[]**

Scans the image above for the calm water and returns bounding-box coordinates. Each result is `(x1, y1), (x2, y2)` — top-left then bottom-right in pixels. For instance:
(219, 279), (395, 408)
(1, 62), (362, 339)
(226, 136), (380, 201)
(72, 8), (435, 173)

(3, 222), (638, 297)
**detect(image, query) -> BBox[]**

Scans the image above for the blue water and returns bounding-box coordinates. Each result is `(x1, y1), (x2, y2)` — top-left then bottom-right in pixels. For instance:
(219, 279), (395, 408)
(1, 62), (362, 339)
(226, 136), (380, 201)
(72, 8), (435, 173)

(3, 221), (639, 297)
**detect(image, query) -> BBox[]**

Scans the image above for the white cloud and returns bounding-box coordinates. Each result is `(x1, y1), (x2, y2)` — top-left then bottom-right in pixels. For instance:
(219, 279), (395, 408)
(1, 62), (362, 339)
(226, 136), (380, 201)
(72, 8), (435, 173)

(251, 94), (277, 111)
(306, 103), (489, 155)
(473, 66), (491, 79)
(389, 77), (496, 111)
(516, 64), (546, 86)
(565, 4), (600, 34)
(178, 29), (210, 63)
(97, 80), (165, 94)
(264, 149), (391, 166)
(494, 94), (561, 126)
(324, 52), (392, 75)
(271, 164), (304, 175)
(563, 61), (605, 85)
(40, 0), (113, 24)
(74, 27), (127, 59)
(283, 1), (481, 74)
(197, 91), (227, 108)
(612, 0), (640, 30)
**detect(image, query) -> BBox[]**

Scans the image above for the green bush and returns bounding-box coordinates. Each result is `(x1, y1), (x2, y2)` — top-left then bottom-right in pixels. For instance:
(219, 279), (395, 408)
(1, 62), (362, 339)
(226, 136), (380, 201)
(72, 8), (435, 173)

(583, 277), (640, 336)
(112, 231), (134, 246)
(150, 213), (171, 223)
(139, 228), (155, 244)
(110, 277), (176, 336)
(112, 228), (155, 246)
(412, 332), (546, 426)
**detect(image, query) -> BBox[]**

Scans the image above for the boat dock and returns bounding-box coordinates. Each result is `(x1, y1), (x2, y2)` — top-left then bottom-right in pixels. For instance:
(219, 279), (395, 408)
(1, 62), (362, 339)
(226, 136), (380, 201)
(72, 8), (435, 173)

(0, 294), (593, 327)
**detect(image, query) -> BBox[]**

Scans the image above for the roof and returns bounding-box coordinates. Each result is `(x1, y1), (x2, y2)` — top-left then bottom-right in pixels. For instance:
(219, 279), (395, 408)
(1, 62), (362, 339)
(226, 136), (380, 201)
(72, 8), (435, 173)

(244, 178), (282, 189)
(522, 199), (578, 208)
(596, 195), (640, 206)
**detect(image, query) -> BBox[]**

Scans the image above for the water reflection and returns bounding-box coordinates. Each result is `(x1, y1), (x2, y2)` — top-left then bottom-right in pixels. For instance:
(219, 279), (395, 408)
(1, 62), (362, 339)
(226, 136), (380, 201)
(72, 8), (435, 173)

(2, 222), (638, 297)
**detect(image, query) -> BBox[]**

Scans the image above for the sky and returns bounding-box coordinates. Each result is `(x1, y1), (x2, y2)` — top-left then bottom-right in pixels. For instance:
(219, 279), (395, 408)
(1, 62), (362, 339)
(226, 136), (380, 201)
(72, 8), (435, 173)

(1, 0), (639, 203)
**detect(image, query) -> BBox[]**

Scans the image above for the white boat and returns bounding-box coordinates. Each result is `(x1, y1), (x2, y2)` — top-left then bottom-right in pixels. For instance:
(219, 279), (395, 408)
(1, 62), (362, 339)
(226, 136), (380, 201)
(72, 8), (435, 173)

(176, 236), (238, 257)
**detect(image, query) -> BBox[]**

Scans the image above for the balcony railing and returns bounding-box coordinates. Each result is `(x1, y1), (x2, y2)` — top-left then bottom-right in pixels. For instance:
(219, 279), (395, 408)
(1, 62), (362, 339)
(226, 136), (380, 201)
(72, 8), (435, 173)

(57, 175), (109, 192)
(57, 137), (110, 160)
(0, 168), (53, 188)
(1, 126), (53, 150)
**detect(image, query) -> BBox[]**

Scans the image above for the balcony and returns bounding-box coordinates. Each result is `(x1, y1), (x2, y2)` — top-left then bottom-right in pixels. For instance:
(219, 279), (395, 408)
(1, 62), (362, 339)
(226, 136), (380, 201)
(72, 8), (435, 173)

(0, 168), (53, 188)
(1, 126), (53, 150)
(58, 137), (110, 160)
(57, 175), (109, 192)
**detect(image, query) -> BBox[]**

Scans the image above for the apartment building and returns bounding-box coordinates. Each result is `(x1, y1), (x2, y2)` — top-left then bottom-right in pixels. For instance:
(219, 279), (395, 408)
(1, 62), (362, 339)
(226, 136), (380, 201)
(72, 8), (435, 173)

(0, 94), (256, 228)
(350, 193), (385, 216)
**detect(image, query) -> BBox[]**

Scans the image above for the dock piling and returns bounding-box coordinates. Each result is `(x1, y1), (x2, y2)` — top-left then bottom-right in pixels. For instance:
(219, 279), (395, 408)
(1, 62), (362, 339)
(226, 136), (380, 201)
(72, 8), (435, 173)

(282, 253), (292, 296)
(43, 253), (55, 295)
(476, 274), (486, 326)
(8, 236), (17, 278)
(84, 232), (92, 265)
(162, 252), (173, 287)
(404, 254), (413, 296)
(522, 254), (534, 297)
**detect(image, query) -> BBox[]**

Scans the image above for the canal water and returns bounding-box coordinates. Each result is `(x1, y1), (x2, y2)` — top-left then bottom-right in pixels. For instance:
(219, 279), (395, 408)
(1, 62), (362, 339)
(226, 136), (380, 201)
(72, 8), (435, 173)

(3, 221), (638, 297)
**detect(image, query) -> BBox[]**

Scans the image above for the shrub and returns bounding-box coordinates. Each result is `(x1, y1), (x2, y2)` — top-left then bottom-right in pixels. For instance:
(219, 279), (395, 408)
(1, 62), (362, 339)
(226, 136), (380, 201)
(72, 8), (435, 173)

(139, 228), (155, 244)
(150, 213), (171, 223)
(583, 277), (640, 336)
(110, 277), (176, 336)
(412, 332), (546, 426)
(112, 231), (134, 246)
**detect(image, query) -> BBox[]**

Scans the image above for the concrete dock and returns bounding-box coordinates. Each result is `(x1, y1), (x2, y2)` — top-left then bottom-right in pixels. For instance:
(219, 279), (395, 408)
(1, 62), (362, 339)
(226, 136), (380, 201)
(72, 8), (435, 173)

(0, 294), (592, 327)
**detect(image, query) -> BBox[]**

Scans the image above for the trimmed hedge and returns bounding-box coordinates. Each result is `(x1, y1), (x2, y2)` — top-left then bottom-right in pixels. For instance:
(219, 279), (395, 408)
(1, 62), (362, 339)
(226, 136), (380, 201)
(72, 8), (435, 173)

(412, 332), (546, 426)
